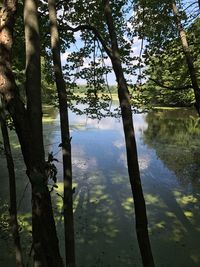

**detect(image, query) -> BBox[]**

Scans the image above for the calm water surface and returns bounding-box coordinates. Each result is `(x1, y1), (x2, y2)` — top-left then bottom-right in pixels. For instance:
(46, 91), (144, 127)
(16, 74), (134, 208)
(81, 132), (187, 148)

(0, 105), (200, 267)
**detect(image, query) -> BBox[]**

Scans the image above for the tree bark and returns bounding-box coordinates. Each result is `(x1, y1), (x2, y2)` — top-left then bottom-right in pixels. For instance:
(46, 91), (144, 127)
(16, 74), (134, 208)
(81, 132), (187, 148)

(102, 1), (154, 266)
(24, 0), (44, 168)
(48, 0), (76, 266)
(172, 0), (200, 115)
(0, 98), (24, 267)
(23, 1), (64, 266)
(0, 1), (63, 266)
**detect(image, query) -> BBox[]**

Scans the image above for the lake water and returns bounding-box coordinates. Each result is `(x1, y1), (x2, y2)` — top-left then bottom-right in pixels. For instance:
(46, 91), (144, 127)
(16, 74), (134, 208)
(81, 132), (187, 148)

(0, 105), (200, 267)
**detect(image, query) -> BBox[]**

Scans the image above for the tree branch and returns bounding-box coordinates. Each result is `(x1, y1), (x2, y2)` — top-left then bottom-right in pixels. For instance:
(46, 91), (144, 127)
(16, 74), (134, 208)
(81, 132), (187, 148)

(65, 24), (113, 59)
(149, 78), (192, 90)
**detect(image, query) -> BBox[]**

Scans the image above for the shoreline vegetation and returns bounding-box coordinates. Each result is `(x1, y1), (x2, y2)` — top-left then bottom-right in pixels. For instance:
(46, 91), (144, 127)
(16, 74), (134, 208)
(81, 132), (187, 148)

(42, 83), (196, 111)
(43, 90), (196, 111)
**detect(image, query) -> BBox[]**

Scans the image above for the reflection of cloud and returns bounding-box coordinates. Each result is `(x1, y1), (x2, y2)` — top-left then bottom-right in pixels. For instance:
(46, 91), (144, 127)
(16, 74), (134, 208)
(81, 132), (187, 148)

(118, 152), (151, 171)
(133, 114), (148, 133)
(71, 115), (123, 131)
(139, 156), (150, 171)
(72, 145), (97, 172)
(113, 140), (124, 149)
(119, 152), (126, 165)
(73, 157), (97, 171)
(70, 113), (148, 133)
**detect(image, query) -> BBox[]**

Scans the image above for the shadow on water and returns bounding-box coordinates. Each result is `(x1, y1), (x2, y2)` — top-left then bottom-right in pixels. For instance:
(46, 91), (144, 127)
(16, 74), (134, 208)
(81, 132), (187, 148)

(1, 106), (200, 266)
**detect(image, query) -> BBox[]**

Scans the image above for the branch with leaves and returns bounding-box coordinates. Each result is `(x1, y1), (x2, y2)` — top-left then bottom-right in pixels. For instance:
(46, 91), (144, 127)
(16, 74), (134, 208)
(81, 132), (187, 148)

(65, 24), (113, 59)
(149, 78), (193, 90)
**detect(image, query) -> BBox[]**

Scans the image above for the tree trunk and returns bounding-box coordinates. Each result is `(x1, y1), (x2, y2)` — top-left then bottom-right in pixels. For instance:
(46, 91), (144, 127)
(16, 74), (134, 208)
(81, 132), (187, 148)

(48, 0), (76, 266)
(24, 0), (44, 168)
(103, 1), (154, 266)
(0, 1), (63, 267)
(24, 1), (64, 266)
(172, 0), (200, 115)
(0, 98), (24, 267)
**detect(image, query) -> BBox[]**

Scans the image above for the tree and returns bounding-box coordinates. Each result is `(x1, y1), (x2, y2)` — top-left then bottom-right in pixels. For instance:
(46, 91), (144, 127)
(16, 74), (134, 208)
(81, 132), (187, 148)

(48, 0), (76, 266)
(0, 96), (24, 267)
(24, 0), (64, 266)
(102, 1), (154, 266)
(61, 0), (154, 265)
(0, 1), (63, 266)
(140, 17), (200, 107)
(133, 0), (200, 113)
(171, 0), (200, 114)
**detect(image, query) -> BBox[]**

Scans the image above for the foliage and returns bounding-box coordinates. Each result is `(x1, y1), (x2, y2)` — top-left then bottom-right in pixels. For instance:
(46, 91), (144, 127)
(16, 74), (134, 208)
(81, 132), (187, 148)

(57, 0), (139, 102)
(141, 18), (200, 107)
(11, 0), (200, 109)
(132, 0), (184, 49)
(130, 0), (200, 107)
(45, 152), (58, 184)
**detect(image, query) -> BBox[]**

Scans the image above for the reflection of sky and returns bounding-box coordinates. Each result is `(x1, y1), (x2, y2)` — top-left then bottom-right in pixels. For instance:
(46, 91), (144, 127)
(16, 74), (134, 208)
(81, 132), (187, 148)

(46, 107), (196, 192)
(45, 106), (200, 266)
(1, 106), (200, 266)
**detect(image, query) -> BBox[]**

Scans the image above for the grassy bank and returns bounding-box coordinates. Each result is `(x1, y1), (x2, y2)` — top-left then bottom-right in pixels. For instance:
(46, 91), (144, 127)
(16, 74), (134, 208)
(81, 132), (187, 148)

(72, 93), (119, 101)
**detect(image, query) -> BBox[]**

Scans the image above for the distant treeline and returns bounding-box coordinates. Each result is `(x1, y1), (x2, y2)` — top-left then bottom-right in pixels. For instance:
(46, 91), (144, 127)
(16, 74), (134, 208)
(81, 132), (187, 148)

(71, 84), (118, 94)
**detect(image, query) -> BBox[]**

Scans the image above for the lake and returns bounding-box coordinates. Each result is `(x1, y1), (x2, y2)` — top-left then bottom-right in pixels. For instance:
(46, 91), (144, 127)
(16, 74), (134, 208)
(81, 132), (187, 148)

(0, 105), (200, 267)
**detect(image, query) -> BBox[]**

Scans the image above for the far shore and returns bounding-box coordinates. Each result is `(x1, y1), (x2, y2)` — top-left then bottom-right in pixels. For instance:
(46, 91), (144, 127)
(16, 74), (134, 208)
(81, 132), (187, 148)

(43, 93), (195, 112)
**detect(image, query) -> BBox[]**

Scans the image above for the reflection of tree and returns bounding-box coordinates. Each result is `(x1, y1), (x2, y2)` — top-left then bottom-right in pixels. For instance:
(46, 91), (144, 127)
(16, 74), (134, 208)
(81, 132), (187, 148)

(42, 106), (58, 121)
(143, 109), (200, 186)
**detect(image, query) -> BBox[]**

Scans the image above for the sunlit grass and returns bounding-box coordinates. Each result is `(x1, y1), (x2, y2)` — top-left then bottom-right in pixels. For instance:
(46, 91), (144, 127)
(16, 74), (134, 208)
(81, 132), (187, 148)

(153, 106), (189, 110)
(73, 93), (119, 101)
(42, 117), (56, 123)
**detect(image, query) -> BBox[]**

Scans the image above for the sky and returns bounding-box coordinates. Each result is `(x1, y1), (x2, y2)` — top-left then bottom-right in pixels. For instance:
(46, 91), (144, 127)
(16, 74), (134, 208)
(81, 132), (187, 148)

(60, 0), (199, 86)
(60, 4), (143, 86)
(61, 33), (142, 86)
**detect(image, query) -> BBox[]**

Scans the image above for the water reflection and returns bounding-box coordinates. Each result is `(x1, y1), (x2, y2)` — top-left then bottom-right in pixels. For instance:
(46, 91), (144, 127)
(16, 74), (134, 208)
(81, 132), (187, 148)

(143, 108), (200, 187)
(0, 106), (200, 266)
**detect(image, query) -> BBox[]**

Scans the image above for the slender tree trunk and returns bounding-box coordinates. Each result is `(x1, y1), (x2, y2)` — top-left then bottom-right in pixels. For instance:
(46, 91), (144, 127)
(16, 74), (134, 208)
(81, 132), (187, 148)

(102, 1), (154, 266)
(0, 1), (33, 168)
(0, 1), (63, 267)
(0, 98), (24, 267)
(24, 1), (64, 266)
(24, 0), (44, 165)
(172, 0), (200, 115)
(48, 1), (76, 266)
